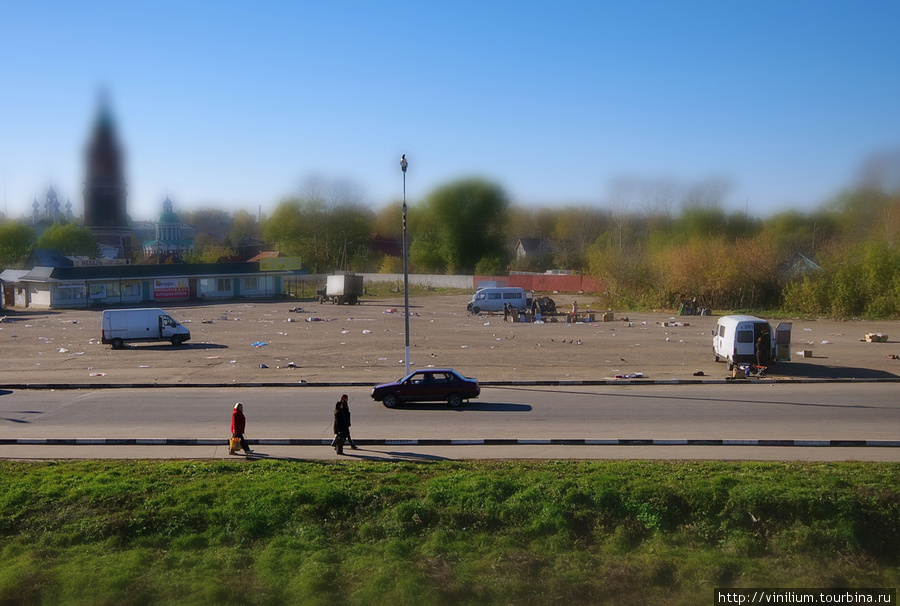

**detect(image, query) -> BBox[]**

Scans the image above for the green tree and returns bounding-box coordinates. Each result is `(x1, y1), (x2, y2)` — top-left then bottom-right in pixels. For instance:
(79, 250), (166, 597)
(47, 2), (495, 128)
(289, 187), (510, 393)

(0, 222), (35, 268)
(410, 178), (510, 273)
(35, 224), (98, 256)
(263, 179), (374, 273)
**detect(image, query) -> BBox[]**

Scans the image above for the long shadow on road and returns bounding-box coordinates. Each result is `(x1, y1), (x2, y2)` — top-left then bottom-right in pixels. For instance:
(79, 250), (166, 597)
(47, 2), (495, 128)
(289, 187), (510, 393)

(767, 362), (898, 380)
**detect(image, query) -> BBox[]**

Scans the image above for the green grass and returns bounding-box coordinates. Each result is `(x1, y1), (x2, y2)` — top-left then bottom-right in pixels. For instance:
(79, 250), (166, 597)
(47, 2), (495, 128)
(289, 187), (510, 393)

(0, 460), (897, 605)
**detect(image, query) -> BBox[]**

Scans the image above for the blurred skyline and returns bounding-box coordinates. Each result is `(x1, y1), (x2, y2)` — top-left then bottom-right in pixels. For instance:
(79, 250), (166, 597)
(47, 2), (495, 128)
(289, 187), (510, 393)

(1, 1), (899, 223)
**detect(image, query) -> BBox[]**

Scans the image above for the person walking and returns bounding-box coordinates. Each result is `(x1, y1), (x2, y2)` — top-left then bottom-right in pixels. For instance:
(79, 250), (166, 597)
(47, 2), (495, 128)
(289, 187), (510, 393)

(230, 402), (252, 455)
(332, 394), (357, 455)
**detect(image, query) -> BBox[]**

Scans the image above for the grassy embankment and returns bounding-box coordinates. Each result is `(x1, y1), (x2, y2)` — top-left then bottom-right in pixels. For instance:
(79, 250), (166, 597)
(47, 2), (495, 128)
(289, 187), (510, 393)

(1, 460), (897, 606)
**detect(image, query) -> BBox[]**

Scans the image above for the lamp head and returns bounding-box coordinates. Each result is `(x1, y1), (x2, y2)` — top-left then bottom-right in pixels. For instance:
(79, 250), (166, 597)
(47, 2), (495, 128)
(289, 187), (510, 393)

(400, 154), (408, 173)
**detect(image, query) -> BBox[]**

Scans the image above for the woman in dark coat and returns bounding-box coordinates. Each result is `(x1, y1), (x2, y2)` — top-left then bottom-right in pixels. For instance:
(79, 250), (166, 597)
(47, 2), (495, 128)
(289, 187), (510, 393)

(333, 394), (357, 454)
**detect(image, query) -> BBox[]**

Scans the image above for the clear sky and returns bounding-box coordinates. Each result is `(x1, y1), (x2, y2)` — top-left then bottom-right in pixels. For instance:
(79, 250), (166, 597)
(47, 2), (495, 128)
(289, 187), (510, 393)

(2, 1), (898, 223)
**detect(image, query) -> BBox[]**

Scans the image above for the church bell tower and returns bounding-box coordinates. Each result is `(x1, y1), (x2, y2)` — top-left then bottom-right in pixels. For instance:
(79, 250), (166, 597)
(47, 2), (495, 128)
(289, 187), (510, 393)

(83, 94), (133, 258)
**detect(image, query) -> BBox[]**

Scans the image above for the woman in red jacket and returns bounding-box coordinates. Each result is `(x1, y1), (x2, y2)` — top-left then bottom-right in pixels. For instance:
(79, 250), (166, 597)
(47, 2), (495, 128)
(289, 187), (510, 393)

(231, 402), (252, 455)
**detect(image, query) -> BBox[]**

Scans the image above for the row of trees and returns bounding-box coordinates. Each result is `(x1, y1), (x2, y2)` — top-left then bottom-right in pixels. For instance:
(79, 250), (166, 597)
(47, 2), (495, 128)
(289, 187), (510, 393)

(0, 223), (98, 265)
(3, 174), (898, 317)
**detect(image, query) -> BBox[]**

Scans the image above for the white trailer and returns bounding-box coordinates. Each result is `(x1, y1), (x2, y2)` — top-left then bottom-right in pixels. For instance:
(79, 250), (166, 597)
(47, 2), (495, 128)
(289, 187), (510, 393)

(713, 314), (792, 370)
(101, 308), (191, 349)
(317, 274), (364, 305)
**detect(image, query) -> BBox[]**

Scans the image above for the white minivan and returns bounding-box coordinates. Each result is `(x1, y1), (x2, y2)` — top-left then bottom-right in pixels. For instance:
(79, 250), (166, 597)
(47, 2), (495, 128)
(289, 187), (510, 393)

(713, 315), (792, 370)
(101, 308), (191, 349)
(466, 287), (532, 315)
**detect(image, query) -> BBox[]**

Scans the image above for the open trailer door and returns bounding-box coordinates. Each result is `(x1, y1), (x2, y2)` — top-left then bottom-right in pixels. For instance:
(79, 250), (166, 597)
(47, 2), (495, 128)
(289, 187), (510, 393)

(775, 322), (792, 361)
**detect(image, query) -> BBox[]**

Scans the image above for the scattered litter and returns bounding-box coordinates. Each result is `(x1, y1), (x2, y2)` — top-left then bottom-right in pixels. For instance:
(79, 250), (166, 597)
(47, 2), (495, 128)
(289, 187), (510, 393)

(460, 345), (469, 349)
(614, 373), (644, 379)
(821, 340), (832, 345)
(287, 317), (296, 322)
(889, 355), (899, 360)
(288, 307), (306, 313)
(305, 317), (333, 322)
(89, 372), (107, 377)
(693, 371), (705, 376)
(58, 348), (68, 353)
(341, 329), (350, 334)
(259, 364), (269, 369)
(803, 328), (813, 331)
(864, 333), (888, 343)
(230, 360), (237, 364)
(205, 356), (222, 359)
(796, 350), (814, 357)
(202, 319), (215, 324)
(377, 358), (387, 361)
(251, 342), (267, 347)
(362, 329), (371, 334)
(280, 362), (299, 369)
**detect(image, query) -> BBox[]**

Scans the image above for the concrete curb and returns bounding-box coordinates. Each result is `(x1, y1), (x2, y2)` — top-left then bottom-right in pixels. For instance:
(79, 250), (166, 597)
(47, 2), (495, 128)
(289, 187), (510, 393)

(2, 377), (899, 390)
(2, 438), (898, 447)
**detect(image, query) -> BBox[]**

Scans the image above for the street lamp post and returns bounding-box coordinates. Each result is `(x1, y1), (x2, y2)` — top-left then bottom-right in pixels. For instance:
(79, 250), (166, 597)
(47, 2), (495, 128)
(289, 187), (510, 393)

(400, 154), (410, 375)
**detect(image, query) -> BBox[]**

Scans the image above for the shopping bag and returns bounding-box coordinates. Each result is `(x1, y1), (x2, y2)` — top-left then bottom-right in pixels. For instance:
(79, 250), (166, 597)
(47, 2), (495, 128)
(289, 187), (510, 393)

(229, 437), (241, 454)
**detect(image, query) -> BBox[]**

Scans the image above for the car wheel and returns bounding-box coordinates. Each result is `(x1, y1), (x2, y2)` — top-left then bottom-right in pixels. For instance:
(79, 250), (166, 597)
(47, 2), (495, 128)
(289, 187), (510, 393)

(472, 306), (480, 315)
(447, 393), (462, 407)
(111, 338), (124, 350)
(382, 393), (398, 408)
(171, 336), (183, 346)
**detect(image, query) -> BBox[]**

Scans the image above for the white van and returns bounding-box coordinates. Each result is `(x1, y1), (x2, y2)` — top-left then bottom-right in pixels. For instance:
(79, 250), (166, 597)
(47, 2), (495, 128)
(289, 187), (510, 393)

(101, 308), (191, 349)
(466, 287), (532, 314)
(713, 315), (792, 370)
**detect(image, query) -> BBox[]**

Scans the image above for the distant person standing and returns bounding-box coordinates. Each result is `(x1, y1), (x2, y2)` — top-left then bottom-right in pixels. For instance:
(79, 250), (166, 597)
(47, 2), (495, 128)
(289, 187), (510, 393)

(333, 394), (357, 455)
(230, 402), (252, 455)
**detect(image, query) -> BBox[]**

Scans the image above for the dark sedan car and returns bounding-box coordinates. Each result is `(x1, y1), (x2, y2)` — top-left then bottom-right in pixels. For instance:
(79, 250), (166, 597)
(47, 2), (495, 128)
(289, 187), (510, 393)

(371, 369), (480, 408)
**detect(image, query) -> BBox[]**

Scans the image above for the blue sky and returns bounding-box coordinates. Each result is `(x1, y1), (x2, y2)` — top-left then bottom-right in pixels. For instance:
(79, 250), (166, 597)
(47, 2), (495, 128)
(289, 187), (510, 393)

(1, 1), (898, 222)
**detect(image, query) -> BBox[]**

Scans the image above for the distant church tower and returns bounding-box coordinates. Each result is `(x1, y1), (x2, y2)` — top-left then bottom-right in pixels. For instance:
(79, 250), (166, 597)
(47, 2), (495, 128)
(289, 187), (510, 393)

(82, 94), (133, 258)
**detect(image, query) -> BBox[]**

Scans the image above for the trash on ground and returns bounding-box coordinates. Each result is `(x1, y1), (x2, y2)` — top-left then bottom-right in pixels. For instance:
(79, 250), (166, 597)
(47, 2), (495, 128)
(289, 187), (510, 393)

(864, 333), (888, 343)
(251, 342), (267, 347)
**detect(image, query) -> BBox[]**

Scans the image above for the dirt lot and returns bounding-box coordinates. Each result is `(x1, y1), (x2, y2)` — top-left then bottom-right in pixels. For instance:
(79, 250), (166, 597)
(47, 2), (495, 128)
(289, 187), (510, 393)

(1, 295), (899, 385)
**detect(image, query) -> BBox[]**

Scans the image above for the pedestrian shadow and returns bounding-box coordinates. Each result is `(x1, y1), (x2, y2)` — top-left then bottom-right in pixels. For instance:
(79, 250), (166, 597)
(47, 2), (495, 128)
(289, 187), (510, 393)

(0, 409), (41, 423)
(239, 449), (449, 461)
(0, 390), (12, 397)
(342, 448), (450, 461)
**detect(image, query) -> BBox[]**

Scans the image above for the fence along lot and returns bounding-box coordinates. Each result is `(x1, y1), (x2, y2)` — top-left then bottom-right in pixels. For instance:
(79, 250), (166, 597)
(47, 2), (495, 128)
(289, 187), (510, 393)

(0, 295), (898, 385)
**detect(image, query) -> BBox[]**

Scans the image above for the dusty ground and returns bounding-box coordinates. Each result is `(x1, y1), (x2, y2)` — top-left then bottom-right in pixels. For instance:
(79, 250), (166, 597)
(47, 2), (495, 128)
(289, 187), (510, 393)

(1, 295), (898, 385)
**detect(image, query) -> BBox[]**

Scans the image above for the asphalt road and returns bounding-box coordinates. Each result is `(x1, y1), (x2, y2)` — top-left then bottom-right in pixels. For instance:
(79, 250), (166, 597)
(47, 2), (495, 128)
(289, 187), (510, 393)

(1, 383), (898, 461)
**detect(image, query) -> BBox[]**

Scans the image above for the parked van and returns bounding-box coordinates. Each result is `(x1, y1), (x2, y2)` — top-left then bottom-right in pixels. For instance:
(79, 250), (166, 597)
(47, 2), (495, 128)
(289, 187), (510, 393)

(101, 308), (191, 349)
(713, 315), (792, 370)
(466, 287), (532, 314)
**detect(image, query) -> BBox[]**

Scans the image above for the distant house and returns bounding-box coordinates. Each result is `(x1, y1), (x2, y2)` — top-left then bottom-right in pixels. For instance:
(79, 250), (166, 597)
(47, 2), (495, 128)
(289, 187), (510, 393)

(514, 238), (551, 261)
(248, 251), (284, 263)
(371, 233), (402, 257)
(26, 249), (73, 269)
